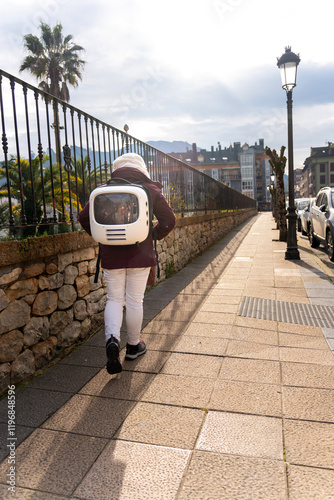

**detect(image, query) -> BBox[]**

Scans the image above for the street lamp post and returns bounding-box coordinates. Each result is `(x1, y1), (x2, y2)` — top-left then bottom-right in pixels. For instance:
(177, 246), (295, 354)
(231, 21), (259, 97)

(277, 46), (300, 260)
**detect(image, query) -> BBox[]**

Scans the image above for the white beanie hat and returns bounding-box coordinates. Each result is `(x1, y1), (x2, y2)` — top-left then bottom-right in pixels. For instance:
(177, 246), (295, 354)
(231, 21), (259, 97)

(113, 153), (150, 178)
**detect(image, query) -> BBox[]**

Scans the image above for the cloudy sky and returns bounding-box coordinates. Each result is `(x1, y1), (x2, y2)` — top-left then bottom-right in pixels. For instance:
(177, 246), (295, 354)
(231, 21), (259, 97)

(1, 0), (334, 168)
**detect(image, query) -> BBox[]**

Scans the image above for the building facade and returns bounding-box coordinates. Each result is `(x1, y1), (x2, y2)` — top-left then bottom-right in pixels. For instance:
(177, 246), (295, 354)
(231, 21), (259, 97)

(170, 138), (271, 204)
(300, 143), (334, 197)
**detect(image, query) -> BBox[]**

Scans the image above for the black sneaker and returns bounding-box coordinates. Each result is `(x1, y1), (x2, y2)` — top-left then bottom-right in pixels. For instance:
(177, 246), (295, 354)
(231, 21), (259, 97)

(125, 341), (147, 360)
(106, 336), (122, 374)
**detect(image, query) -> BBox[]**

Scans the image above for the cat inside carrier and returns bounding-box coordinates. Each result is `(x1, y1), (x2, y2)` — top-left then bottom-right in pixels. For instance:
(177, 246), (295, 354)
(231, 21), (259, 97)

(89, 178), (153, 246)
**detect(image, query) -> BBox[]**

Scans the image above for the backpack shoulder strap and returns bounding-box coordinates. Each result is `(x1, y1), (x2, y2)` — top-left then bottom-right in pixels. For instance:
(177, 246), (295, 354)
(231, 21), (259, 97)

(94, 243), (102, 284)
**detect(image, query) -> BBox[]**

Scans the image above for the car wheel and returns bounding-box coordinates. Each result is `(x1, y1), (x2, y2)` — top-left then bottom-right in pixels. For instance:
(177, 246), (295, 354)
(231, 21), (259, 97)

(326, 230), (334, 262)
(310, 227), (320, 248)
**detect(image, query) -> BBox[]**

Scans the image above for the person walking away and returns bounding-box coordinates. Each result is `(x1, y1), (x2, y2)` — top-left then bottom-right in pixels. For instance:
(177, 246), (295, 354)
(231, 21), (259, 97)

(78, 153), (176, 374)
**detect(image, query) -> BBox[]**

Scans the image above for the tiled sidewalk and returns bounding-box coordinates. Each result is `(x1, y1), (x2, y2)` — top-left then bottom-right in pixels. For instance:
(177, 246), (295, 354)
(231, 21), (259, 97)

(0, 212), (333, 499)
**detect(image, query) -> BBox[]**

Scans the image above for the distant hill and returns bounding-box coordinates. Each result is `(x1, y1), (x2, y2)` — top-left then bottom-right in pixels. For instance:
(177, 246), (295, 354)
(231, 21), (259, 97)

(147, 140), (195, 154)
(40, 141), (195, 166)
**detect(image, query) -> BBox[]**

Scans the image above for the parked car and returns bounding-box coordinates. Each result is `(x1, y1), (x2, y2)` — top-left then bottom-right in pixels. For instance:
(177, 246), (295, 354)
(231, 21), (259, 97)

(309, 187), (334, 261)
(300, 197), (316, 236)
(295, 198), (310, 232)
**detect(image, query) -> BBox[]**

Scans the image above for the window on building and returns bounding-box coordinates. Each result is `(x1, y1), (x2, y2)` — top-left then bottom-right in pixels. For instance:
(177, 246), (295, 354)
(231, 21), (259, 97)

(211, 168), (218, 180)
(242, 180), (253, 190)
(241, 167), (253, 178)
(320, 174), (326, 185)
(330, 162), (334, 172)
(240, 155), (253, 166)
(320, 163), (326, 173)
(330, 174), (334, 185)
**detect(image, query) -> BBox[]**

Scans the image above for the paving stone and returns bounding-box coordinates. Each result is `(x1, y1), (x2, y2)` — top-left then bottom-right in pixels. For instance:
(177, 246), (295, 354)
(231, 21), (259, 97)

(283, 386), (334, 422)
(282, 362), (334, 389)
(73, 440), (190, 500)
(243, 278), (275, 287)
(305, 288), (334, 298)
(280, 346), (334, 365)
(193, 311), (236, 325)
(141, 373), (214, 408)
(225, 340), (280, 361)
(27, 363), (100, 393)
(327, 338), (334, 351)
(235, 316), (278, 331)
(0, 428), (107, 496)
(141, 319), (187, 335)
(153, 308), (196, 322)
(0, 484), (69, 500)
(42, 394), (135, 438)
(275, 279), (304, 288)
(197, 411), (283, 460)
(220, 357), (281, 385)
(287, 464), (334, 499)
(173, 335), (228, 356)
(230, 325), (279, 345)
(179, 283), (213, 295)
(214, 282), (245, 290)
(122, 349), (170, 374)
(200, 302), (240, 314)
(209, 379), (282, 417)
(210, 288), (243, 297)
(140, 333), (181, 351)
(83, 328), (105, 346)
(322, 327), (334, 339)
(59, 345), (106, 367)
(178, 451), (288, 500)
(116, 402), (205, 449)
(279, 332), (330, 349)
(161, 352), (223, 378)
(278, 322), (324, 336)
(79, 368), (156, 400)
(165, 295), (207, 306)
(275, 291), (309, 302)
(183, 322), (232, 338)
(244, 288), (277, 300)
(0, 387), (72, 427)
(0, 423), (34, 461)
(203, 294), (241, 305)
(284, 419), (334, 469)
(159, 299), (203, 312)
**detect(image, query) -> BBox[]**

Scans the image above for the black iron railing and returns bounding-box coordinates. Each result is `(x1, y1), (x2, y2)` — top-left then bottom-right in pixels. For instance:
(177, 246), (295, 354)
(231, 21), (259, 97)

(0, 69), (256, 238)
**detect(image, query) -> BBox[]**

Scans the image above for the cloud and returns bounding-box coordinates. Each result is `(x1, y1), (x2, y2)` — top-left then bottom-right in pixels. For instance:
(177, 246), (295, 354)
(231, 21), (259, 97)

(1, 0), (334, 174)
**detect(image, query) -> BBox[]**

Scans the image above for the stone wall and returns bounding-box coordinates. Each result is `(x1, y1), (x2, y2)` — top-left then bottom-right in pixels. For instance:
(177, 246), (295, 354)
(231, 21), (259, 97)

(0, 208), (256, 392)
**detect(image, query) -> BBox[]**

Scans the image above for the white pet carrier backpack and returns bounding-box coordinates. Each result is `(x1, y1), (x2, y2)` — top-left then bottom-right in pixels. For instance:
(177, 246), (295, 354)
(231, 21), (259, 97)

(90, 178), (160, 284)
(89, 178), (153, 246)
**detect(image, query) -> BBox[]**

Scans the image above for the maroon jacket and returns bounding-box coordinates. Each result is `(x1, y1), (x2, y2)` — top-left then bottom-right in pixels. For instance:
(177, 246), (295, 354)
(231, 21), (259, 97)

(78, 167), (176, 269)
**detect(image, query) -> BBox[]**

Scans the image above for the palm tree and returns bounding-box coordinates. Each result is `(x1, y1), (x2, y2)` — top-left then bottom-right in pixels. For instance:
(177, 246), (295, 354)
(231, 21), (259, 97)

(20, 22), (85, 164)
(0, 155), (81, 236)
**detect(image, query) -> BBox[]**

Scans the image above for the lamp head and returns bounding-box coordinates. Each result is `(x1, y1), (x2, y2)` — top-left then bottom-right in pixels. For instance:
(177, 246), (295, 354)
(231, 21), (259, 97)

(277, 46), (300, 91)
